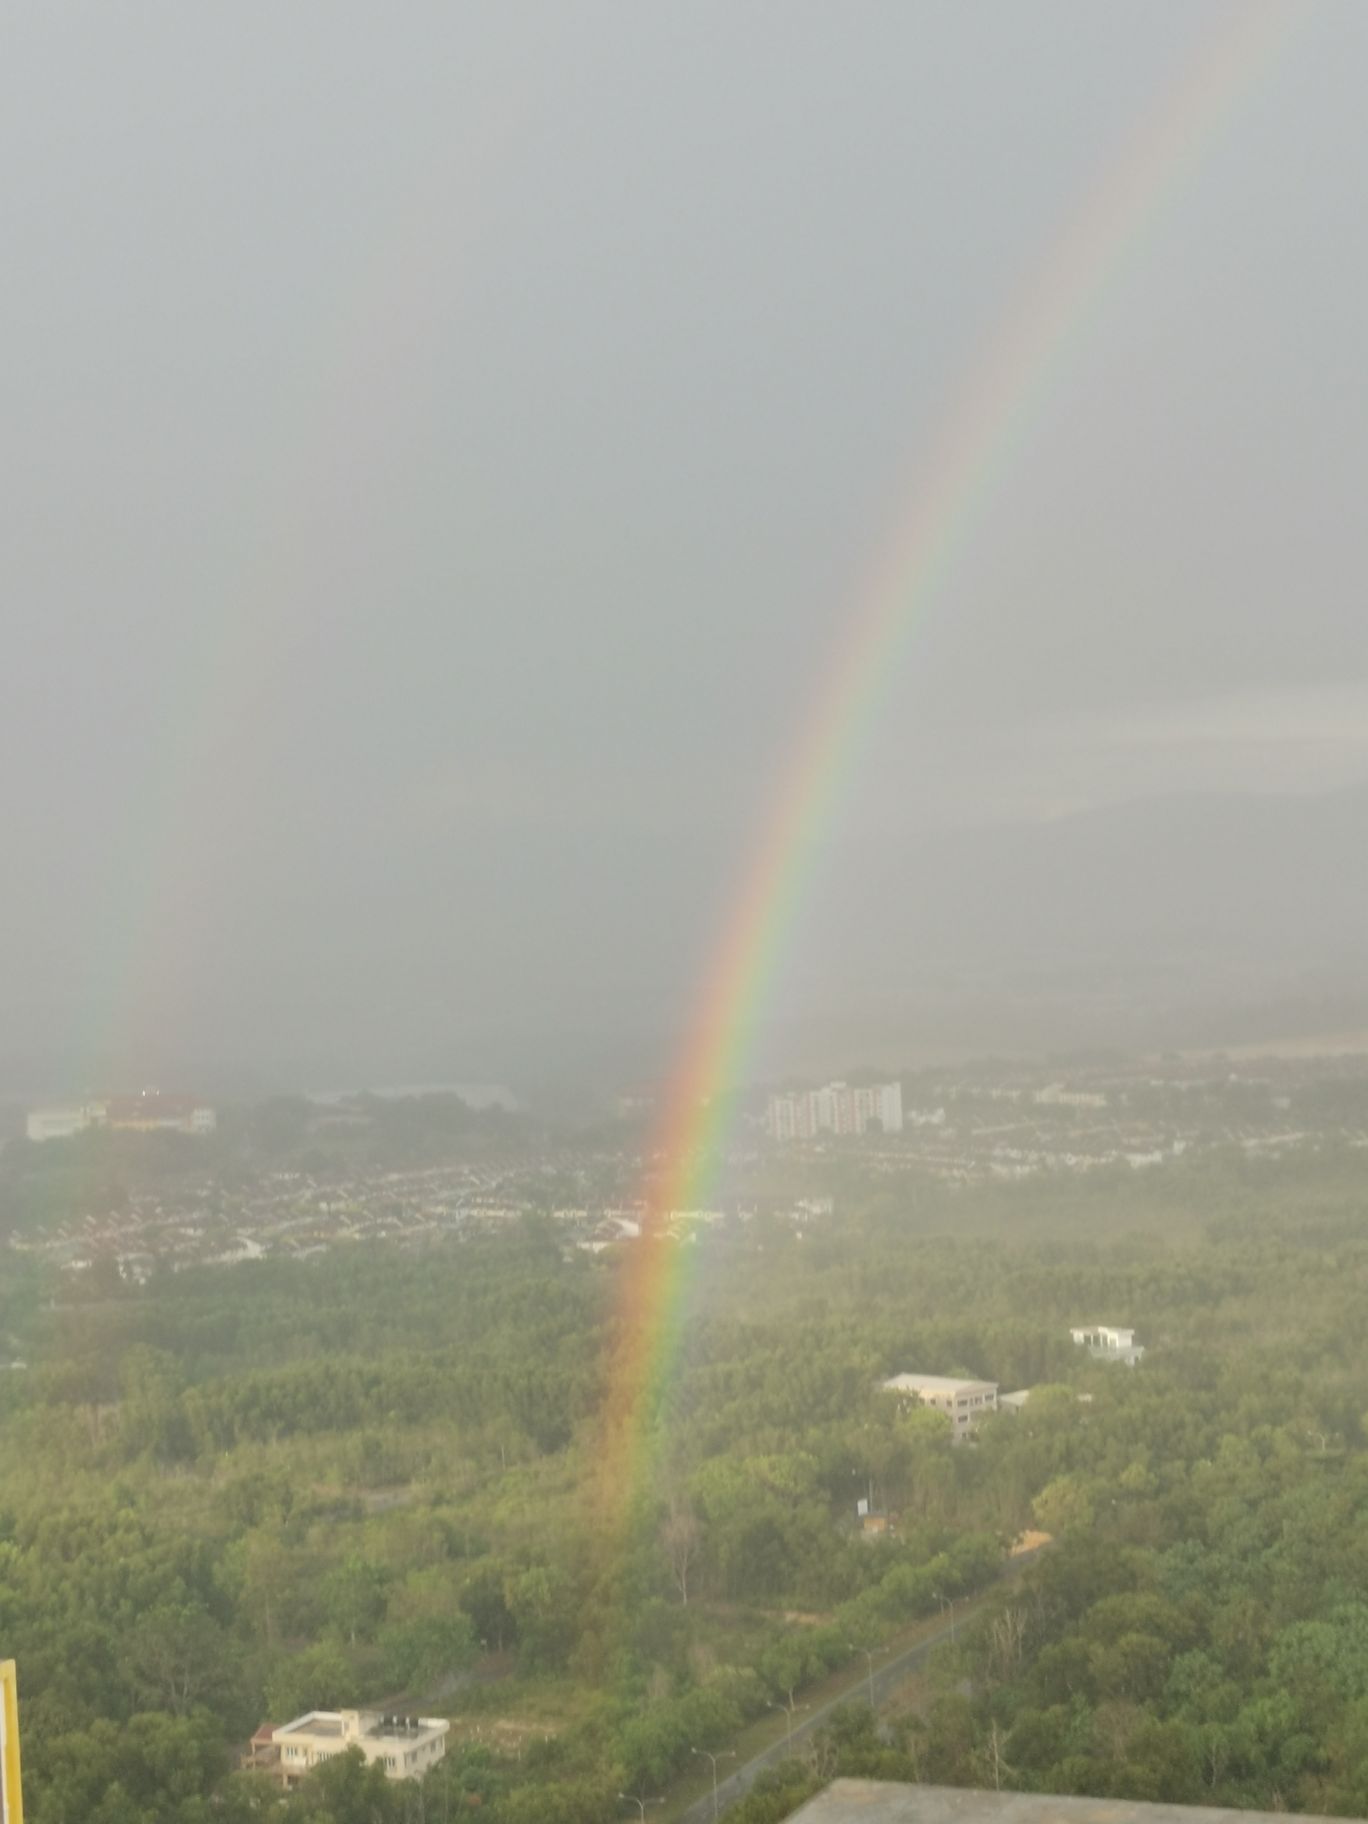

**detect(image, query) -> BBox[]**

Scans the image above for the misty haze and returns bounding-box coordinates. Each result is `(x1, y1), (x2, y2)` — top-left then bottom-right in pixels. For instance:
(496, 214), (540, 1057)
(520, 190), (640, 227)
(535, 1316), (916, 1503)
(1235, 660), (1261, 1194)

(6, 6), (1368, 1824)
(5, 1), (1368, 1094)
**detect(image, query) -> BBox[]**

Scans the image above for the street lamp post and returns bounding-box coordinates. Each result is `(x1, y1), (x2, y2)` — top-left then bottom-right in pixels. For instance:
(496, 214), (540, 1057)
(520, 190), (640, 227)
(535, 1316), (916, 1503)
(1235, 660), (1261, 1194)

(692, 1747), (735, 1820)
(848, 1643), (876, 1709)
(767, 1694), (805, 1746)
(936, 1593), (956, 1641)
(618, 1795), (663, 1822)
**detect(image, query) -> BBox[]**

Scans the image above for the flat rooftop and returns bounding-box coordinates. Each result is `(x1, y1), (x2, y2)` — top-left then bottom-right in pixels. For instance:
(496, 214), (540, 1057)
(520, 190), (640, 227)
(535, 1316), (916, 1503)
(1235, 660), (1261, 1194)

(273, 1710), (446, 1744)
(277, 1715), (344, 1738)
(785, 1784), (1344, 1824)
(882, 1375), (996, 1395)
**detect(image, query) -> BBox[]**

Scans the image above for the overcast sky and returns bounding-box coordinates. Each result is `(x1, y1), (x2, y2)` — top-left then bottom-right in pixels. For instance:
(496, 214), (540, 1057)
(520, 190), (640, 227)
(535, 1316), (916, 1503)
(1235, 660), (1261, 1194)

(4, 2), (1366, 1089)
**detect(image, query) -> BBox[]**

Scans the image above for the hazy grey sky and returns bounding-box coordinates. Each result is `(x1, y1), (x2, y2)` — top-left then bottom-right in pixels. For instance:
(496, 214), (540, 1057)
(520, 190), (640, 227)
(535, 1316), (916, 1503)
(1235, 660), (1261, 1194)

(5, 2), (1366, 1087)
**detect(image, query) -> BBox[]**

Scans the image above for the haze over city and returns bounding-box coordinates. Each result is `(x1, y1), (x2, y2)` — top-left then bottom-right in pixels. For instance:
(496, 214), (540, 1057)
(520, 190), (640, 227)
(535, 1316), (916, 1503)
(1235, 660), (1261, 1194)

(5, 2), (1368, 1094)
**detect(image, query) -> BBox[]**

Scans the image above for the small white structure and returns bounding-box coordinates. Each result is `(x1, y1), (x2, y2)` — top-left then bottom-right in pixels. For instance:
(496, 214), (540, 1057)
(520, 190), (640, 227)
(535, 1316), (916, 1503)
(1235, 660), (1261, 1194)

(999, 1389), (1033, 1412)
(1071, 1325), (1145, 1366)
(273, 1710), (449, 1784)
(882, 1373), (998, 1440)
(1034, 1084), (1107, 1109)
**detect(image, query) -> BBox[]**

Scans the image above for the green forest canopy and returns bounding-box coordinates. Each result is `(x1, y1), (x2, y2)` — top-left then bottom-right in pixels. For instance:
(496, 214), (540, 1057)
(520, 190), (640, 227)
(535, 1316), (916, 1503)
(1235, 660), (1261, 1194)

(7, 1147), (1368, 1821)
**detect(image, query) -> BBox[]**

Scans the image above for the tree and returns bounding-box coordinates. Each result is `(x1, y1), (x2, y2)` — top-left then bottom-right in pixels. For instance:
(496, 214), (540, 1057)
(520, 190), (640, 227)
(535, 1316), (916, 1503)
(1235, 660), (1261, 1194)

(660, 1495), (701, 1606)
(126, 1602), (234, 1718)
(985, 1603), (1030, 1684)
(284, 1746), (401, 1822)
(322, 1555), (388, 1646)
(1033, 1475), (1095, 1536)
(118, 1345), (190, 1462)
(378, 1611), (476, 1696)
(266, 1643), (358, 1723)
(505, 1563), (578, 1673)
(460, 1563), (516, 1651)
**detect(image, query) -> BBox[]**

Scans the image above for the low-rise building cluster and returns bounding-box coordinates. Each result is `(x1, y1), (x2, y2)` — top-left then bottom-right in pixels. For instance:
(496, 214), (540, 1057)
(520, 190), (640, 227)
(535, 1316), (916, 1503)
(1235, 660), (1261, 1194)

(26, 1091), (216, 1143)
(763, 1053), (1368, 1183)
(881, 1325), (1145, 1442)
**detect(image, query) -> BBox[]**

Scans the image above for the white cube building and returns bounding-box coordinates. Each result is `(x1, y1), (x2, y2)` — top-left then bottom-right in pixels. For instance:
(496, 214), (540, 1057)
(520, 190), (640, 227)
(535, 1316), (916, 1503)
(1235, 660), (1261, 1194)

(1071, 1325), (1145, 1366)
(272, 1710), (449, 1784)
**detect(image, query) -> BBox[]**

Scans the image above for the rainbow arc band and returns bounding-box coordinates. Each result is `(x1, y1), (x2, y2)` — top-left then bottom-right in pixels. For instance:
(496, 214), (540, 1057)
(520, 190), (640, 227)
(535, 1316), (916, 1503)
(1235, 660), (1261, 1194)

(598, 0), (1303, 1523)
(0, 1660), (21, 1824)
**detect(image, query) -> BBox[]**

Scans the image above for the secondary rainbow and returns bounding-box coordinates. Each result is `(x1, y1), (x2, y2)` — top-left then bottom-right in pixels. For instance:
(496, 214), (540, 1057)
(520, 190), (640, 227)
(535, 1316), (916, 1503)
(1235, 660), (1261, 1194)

(600, 0), (1304, 1506)
(56, 74), (537, 1086)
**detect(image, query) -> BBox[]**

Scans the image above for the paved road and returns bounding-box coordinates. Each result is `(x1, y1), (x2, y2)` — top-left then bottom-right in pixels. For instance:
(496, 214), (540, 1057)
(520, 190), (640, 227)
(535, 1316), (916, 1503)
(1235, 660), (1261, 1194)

(678, 1552), (1044, 1824)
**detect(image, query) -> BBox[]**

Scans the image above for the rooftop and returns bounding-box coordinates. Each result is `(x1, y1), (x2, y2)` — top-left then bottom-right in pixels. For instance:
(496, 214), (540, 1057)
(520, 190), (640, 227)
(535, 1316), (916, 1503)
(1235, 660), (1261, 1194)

(273, 1709), (446, 1745)
(785, 1784), (1345, 1824)
(882, 1374), (997, 1395)
(276, 1713), (344, 1738)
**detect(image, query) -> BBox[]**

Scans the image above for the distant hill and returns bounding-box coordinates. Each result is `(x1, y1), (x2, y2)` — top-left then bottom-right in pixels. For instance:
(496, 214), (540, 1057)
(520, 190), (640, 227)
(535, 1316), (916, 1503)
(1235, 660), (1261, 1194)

(767, 783), (1368, 1069)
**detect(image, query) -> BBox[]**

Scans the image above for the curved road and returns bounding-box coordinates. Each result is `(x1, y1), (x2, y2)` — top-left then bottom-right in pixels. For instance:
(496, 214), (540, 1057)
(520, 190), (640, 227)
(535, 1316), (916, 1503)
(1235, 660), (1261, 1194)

(678, 1550), (1045, 1824)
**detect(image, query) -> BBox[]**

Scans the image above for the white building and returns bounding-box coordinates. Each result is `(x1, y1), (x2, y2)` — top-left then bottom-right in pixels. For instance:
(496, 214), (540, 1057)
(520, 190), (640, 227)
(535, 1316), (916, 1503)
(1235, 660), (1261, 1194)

(25, 1104), (101, 1143)
(25, 1092), (216, 1143)
(766, 1081), (903, 1140)
(1034, 1084), (1108, 1109)
(882, 1372), (998, 1441)
(272, 1710), (449, 1784)
(102, 1093), (217, 1135)
(1071, 1324), (1145, 1366)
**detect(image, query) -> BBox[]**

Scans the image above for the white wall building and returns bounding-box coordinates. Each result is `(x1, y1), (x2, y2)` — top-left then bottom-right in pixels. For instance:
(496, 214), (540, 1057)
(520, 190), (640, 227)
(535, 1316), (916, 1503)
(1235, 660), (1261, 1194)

(25, 1093), (216, 1143)
(882, 1372), (998, 1441)
(25, 1105), (101, 1143)
(272, 1710), (449, 1784)
(1071, 1325), (1145, 1366)
(766, 1081), (903, 1140)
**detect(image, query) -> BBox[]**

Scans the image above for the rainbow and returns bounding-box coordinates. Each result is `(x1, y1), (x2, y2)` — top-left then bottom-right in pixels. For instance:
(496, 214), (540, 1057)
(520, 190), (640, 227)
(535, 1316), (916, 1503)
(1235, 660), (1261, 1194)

(56, 73), (539, 1089)
(599, 0), (1303, 1513)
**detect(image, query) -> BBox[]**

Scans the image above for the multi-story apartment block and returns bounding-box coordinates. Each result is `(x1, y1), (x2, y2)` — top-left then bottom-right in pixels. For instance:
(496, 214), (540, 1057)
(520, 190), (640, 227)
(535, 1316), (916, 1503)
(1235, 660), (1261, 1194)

(766, 1080), (903, 1140)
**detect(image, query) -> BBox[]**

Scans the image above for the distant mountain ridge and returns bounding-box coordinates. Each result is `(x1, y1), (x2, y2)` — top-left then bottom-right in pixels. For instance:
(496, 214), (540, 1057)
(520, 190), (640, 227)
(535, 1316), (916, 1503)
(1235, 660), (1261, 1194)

(770, 783), (1368, 1070)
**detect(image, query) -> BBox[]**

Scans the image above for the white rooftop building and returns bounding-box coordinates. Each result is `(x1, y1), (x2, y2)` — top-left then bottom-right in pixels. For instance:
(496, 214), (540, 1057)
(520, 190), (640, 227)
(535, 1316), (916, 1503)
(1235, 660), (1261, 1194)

(1071, 1324), (1145, 1366)
(882, 1373), (998, 1440)
(272, 1710), (449, 1784)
